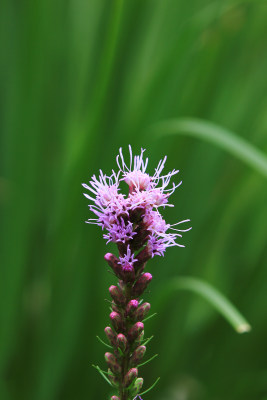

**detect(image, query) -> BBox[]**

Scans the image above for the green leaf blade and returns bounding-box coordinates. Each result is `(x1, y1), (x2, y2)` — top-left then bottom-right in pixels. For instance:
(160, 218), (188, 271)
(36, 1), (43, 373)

(163, 276), (251, 333)
(150, 118), (267, 178)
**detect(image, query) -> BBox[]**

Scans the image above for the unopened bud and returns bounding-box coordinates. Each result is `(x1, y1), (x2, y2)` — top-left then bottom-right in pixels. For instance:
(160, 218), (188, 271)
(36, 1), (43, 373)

(126, 299), (139, 316)
(135, 246), (152, 268)
(123, 368), (138, 388)
(128, 322), (144, 343)
(104, 253), (123, 278)
(104, 352), (121, 375)
(132, 273), (152, 297)
(121, 264), (135, 283)
(134, 302), (151, 321)
(117, 334), (127, 352)
(111, 396), (120, 400)
(109, 285), (126, 306)
(136, 331), (144, 345)
(104, 326), (116, 346)
(131, 377), (144, 396)
(110, 311), (124, 333)
(130, 345), (146, 367)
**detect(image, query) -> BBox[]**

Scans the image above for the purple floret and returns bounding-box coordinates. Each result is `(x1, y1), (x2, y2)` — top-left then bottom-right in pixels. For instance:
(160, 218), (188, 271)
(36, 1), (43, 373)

(83, 145), (191, 262)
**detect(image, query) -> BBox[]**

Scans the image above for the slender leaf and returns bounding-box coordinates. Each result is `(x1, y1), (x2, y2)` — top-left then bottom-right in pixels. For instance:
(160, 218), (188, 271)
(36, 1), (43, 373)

(96, 336), (112, 349)
(161, 277), (251, 333)
(139, 377), (161, 396)
(142, 336), (154, 347)
(142, 313), (157, 323)
(138, 353), (158, 367)
(150, 118), (267, 178)
(92, 365), (112, 386)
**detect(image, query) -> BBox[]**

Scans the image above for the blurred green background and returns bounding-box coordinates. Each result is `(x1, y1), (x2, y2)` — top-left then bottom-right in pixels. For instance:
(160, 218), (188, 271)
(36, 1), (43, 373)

(1, 0), (267, 399)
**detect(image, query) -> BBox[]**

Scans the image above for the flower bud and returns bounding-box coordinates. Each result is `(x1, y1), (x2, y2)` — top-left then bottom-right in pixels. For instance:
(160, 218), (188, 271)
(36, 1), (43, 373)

(134, 246), (152, 268)
(104, 326), (116, 346)
(104, 352), (121, 375)
(123, 368), (138, 388)
(126, 299), (139, 317)
(104, 253), (123, 278)
(132, 273), (152, 296)
(117, 334), (127, 352)
(136, 331), (144, 345)
(134, 302), (151, 321)
(109, 285), (126, 306)
(130, 345), (146, 367)
(111, 396), (120, 400)
(110, 311), (124, 333)
(128, 322), (144, 343)
(131, 377), (144, 396)
(121, 264), (135, 283)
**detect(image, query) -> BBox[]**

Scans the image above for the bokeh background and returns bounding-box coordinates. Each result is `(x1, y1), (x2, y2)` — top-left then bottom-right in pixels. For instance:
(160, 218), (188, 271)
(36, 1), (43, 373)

(1, 0), (267, 399)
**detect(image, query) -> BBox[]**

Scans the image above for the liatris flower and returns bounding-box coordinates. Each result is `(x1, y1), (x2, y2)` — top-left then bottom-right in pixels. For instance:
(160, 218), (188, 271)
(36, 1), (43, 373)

(83, 146), (191, 400)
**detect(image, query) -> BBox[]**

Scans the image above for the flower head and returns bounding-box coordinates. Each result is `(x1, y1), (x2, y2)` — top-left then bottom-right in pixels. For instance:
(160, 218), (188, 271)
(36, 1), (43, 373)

(83, 145), (191, 258)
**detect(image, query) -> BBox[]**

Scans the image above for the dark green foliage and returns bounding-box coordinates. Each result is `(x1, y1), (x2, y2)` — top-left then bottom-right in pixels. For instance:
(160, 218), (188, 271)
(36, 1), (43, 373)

(0, 1), (267, 399)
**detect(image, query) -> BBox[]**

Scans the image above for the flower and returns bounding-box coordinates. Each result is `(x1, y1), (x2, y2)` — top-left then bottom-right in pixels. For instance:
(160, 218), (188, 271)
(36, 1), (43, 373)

(83, 145), (191, 258)
(118, 245), (137, 271)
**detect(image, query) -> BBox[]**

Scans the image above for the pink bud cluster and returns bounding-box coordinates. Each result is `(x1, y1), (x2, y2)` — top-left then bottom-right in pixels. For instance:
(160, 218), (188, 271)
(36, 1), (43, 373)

(83, 146), (191, 400)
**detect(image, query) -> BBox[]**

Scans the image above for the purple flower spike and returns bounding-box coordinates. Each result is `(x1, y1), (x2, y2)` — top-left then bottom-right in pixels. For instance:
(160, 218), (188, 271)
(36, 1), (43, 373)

(83, 146), (191, 399)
